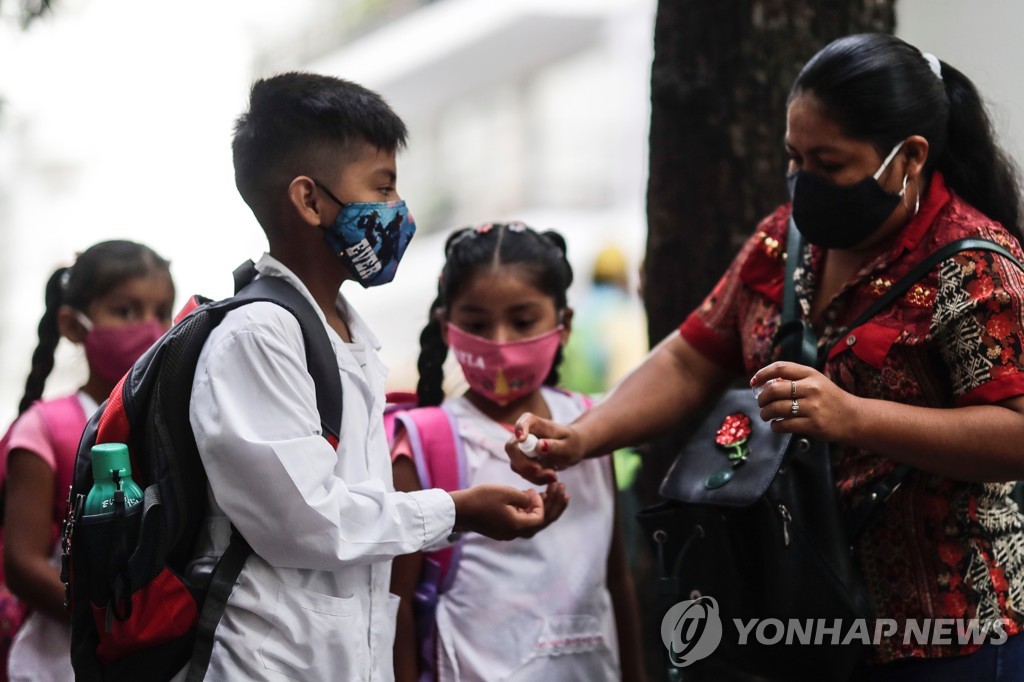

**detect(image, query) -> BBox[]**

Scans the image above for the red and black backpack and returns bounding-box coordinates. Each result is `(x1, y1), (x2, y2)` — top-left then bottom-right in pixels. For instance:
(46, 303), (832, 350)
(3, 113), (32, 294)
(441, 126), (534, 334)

(61, 261), (342, 681)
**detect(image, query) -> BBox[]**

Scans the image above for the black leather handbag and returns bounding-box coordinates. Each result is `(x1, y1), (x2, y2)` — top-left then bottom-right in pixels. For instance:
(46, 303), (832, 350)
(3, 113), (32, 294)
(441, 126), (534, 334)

(637, 227), (1023, 681)
(638, 388), (876, 681)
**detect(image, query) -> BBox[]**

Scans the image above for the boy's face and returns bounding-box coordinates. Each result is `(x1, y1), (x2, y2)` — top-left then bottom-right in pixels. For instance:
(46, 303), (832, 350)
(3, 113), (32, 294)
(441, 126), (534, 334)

(287, 141), (413, 287)
(317, 142), (400, 210)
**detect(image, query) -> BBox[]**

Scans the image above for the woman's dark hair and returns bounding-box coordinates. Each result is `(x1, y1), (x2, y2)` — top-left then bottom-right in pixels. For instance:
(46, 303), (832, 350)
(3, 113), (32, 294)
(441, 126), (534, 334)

(416, 222), (574, 407)
(18, 240), (172, 415)
(790, 33), (1023, 241)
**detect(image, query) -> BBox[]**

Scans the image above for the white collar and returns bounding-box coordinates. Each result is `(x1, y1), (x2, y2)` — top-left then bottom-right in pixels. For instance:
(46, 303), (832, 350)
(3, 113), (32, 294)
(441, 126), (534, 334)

(253, 253), (381, 351)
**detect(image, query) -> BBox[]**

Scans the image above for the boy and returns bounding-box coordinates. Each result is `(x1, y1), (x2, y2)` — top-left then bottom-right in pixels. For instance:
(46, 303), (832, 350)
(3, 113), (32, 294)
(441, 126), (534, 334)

(181, 73), (556, 681)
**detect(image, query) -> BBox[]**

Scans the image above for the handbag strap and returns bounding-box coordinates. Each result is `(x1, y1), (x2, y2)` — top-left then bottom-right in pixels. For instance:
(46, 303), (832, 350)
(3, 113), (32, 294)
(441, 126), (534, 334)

(781, 230), (1024, 544)
(821, 238), (1023, 366)
(776, 218), (819, 365)
(782, 216), (802, 325)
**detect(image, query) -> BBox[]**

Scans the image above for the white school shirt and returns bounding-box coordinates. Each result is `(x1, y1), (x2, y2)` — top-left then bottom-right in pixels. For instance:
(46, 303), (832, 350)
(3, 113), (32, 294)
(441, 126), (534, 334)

(185, 254), (455, 682)
(434, 389), (620, 681)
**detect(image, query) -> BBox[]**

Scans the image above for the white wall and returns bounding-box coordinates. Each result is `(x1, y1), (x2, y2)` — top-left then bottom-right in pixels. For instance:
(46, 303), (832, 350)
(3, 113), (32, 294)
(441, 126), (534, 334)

(897, 1), (1024, 171)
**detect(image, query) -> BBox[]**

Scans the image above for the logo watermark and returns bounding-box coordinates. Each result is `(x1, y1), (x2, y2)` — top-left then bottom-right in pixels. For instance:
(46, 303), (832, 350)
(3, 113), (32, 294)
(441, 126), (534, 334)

(661, 594), (1009, 666)
(659, 596), (723, 667)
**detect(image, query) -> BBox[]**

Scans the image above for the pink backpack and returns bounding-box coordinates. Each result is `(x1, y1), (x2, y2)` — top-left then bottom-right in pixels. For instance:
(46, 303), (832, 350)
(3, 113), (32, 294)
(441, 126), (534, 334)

(0, 395), (85, 498)
(0, 394), (87, 681)
(384, 393), (465, 682)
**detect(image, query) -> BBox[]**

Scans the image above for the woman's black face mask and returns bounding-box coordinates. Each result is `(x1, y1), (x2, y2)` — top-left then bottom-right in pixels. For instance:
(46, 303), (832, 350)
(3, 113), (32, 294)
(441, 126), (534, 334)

(787, 141), (906, 249)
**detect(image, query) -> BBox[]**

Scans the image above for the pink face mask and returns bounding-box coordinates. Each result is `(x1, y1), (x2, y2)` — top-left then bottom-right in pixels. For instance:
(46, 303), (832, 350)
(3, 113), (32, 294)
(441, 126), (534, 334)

(446, 323), (564, 406)
(77, 313), (168, 385)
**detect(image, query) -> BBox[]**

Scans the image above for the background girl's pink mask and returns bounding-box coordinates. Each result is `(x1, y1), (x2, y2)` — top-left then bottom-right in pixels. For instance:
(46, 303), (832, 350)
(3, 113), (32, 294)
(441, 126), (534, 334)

(84, 320), (167, 384)
(446, 324), (563, 406)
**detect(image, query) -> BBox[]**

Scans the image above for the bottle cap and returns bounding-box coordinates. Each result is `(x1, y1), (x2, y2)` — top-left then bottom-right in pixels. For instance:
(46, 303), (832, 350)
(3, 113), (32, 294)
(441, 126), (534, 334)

(519, 434), (539, 458)
(91, 443), (132, 480)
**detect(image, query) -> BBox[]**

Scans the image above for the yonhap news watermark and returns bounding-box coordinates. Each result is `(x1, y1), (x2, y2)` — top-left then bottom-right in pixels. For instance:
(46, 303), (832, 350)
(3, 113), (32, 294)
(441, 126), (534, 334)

(661, 595), (1010, 667)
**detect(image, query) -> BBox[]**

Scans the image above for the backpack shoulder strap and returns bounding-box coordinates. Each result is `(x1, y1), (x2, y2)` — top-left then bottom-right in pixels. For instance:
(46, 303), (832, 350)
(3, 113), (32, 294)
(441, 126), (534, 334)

(827, 237), (1024, 364)
(390, 405), (465, 678)
(2, 395), (85, 492)
(188, 262), (344, 680)
(394, 406), (466, 497)
(393, 406), (465, 596)
(227, 260), (343, 447)
(37, 395), (88, 466)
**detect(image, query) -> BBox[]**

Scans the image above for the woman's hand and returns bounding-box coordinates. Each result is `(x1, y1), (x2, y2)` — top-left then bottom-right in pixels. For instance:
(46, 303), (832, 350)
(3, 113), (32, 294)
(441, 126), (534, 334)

(504, 413), (587, 485)
(750, 361), (860, 443)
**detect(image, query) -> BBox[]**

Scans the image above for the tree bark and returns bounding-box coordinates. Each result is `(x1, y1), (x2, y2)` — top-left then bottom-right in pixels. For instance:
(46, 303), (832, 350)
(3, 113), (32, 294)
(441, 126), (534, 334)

(639, 3), (894, 678)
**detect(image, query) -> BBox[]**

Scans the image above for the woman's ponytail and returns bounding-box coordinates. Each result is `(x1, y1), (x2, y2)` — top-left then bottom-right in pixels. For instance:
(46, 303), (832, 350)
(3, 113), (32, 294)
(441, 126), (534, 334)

(937, 62), (1023, 240)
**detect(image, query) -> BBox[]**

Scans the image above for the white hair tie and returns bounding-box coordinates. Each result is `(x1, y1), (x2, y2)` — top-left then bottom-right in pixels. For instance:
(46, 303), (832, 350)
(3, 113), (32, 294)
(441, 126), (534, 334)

(922, 52), (943, 80)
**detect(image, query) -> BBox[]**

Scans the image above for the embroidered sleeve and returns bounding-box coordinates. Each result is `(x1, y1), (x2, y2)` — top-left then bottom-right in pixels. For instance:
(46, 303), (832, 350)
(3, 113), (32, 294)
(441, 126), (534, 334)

(932, 249), (1024, 405)
(679, 207), (789, 372)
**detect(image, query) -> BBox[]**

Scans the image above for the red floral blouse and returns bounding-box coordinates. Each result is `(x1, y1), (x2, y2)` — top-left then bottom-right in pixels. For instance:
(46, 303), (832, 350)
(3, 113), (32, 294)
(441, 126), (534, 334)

(680, 173), (1024, 664)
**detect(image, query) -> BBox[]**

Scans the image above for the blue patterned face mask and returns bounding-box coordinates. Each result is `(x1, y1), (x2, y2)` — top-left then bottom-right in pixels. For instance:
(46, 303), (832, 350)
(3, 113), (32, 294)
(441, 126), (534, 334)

(313, 180), (417, 288)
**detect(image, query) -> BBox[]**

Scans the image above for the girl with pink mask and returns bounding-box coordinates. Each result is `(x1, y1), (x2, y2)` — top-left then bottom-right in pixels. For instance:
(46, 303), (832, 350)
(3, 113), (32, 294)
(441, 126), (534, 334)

(389, 222), (644, 682)
(0, 240), (174, 682)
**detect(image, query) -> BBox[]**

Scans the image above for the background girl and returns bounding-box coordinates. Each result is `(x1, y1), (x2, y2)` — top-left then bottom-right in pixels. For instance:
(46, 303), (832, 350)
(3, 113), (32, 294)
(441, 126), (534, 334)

(390, 222), (643, 681)
(0, 240), (174, 682)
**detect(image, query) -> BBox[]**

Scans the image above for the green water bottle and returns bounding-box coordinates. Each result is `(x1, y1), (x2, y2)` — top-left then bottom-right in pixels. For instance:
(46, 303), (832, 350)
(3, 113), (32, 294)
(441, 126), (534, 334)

(84, 443), (144, 516)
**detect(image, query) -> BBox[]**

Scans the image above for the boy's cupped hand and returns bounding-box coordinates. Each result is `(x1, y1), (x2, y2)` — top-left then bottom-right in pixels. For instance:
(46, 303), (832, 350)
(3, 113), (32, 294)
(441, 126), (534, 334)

(450, 483), (568, 541)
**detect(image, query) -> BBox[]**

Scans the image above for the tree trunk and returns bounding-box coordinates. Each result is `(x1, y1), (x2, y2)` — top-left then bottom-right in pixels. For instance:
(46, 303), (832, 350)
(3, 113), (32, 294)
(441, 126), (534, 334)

(638, 2), (894, 678)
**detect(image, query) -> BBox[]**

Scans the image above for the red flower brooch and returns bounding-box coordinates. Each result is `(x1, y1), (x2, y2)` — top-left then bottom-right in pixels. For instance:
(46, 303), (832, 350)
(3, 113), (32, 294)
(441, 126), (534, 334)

(715, 412), (752, 467)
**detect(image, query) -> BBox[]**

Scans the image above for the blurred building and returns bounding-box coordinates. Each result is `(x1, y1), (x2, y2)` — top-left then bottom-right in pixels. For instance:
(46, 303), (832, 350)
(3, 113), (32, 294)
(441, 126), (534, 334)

(0, 0), (655, 422)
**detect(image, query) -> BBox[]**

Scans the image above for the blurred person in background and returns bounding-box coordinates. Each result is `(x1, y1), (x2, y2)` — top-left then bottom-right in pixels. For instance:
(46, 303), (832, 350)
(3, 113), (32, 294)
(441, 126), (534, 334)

(0, 240), (175, 682)
(560, 244), (648, 396)
(559, 244), (648, 567)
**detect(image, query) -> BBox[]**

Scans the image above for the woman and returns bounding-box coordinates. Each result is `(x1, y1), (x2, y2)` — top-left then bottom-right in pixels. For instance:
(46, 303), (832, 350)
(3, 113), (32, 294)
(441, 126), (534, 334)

(508, 33), (1024, 680)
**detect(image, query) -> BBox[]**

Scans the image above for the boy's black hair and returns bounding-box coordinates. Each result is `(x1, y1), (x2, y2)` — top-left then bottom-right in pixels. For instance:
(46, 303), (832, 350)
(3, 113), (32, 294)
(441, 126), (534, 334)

(19, 240), (171, 415)
(232, 72), (408, 224)
(416, 223), (575, 407)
